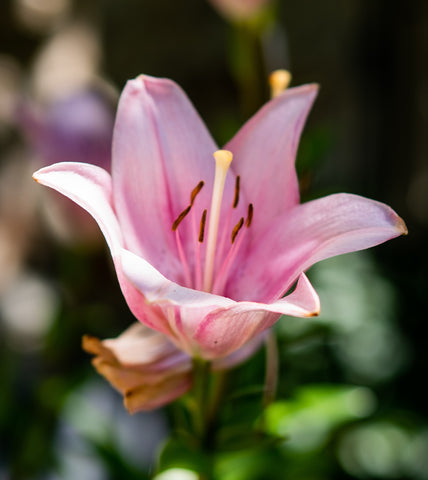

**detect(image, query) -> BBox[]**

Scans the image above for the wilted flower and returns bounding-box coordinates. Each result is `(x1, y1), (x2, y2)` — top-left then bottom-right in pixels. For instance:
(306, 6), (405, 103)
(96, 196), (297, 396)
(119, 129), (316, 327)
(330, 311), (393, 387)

(82, 323), (192, 412)
(83, 323), (265, 412)
(33, 75), (407, 361)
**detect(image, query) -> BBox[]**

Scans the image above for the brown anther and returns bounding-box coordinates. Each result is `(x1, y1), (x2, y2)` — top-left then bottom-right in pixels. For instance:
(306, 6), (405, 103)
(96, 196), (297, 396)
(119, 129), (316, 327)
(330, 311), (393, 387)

(246, 203), (253, 227)
(172, 205), (191, 231)
(233, 175), (240, 208)
(199, 209), (207, 243)
(190, 181), (204, 206)
(231, 217), (244, 243)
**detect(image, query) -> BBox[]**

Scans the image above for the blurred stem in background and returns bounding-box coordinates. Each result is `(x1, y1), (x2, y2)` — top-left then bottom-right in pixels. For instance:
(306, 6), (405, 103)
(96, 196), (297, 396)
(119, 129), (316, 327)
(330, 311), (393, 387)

(229, 21), (267, 117)
(263, 330), (279, 407)
(227, 2), (283, 118)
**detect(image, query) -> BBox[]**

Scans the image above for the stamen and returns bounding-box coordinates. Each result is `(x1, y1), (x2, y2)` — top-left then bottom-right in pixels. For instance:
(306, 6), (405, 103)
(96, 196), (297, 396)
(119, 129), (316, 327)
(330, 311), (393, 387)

(172, 205), (191, 231)
(174, 230), (193, 287)
(199, 209), (207, 243)
(246, 203), (254, 227)
(233, 175), (240, 208)
(213, 204), (254, 294)
(190, 181), (204, 206)
(231, 217), (244, 244)
(212, 219), (248, 295)
(269, 69), (292, 98)
(203, 150), (233, 292)
(215, 174), (240, 270)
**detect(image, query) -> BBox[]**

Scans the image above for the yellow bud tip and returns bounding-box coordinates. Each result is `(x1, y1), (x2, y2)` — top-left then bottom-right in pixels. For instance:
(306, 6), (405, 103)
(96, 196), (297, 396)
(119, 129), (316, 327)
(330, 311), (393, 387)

(213, 150), (233, 170)
(269, 69), (292, 98)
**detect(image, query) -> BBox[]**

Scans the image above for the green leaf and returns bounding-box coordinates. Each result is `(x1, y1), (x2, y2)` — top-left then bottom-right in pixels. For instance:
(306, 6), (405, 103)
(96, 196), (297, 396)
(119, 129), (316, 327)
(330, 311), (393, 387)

(217, 425), (284, 451)
(216, 447), (287, 480)
(263, 384), (376, 452)
(157, 437), (213, 477)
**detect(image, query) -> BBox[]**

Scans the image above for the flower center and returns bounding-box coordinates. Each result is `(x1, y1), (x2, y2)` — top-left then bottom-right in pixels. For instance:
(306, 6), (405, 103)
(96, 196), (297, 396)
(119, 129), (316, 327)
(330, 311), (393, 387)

(171, 150), (253, 294)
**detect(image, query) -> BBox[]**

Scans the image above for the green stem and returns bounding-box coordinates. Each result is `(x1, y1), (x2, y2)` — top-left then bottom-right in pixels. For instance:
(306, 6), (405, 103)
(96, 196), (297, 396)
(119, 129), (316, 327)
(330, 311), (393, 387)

(263, 329), (279, 407)
(191, 358), (216, 480)
(192, 358), (212, 445)
(207, 370), (228, 429)
(229, 22), (268, 119)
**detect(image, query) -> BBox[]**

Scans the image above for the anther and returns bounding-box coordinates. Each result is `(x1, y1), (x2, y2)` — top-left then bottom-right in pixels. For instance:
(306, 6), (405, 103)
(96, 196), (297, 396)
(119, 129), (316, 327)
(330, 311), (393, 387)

(190, 181), (204, 206)
(172, 205), (191, 231)
(246, 203), (253, 227)
(233, 175), (240, 208)
(231, 217), (244, 243)
(269, 69), (292, 98)
(199, 209), (207, 243)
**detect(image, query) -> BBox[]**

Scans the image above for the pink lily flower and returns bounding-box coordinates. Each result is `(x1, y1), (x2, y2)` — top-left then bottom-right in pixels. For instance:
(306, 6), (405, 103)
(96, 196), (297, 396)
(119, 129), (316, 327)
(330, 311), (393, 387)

(33, 75), (407, 361)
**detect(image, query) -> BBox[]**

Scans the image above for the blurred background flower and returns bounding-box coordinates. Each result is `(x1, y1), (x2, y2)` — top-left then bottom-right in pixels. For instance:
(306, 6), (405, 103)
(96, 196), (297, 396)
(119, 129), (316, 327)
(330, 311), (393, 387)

(0, 0), (426, 478)
(207, 0), (272, 22)
(17, 84), (116, 245)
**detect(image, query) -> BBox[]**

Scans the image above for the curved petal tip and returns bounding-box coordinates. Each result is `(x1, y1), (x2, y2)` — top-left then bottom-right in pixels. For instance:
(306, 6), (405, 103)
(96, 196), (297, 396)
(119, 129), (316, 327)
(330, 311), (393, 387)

(295, 273), (321, 317)
(32, 165), (50, 182)
(396, 215), (408, 236)
(127, 74), (177, 96)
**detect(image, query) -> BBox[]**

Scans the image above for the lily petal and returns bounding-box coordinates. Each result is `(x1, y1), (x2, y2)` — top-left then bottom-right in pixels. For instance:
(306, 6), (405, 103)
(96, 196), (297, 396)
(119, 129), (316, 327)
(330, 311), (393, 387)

(194, 273), (320, 358)
(225, 84), (318, 235)
(33, 162), (121, 252)
(121, 248), (319, 358)
(82, 323), (192, 412)
(228, 193), (407, 302)
(112, 75), (221, 281)
(32, 162), (173, 336)
(121, 248), (235, 353)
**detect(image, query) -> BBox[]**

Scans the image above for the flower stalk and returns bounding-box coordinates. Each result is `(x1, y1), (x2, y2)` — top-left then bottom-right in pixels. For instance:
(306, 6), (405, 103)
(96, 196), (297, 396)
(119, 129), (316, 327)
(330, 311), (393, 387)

(263, 329), (279, 407)
(191, 358), (212, 446)
(230, 22), (267, 118)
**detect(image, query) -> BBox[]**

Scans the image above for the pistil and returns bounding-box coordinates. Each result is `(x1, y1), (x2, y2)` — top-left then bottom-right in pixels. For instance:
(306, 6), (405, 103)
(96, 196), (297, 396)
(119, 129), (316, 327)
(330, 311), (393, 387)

(203, 150), (233, 292)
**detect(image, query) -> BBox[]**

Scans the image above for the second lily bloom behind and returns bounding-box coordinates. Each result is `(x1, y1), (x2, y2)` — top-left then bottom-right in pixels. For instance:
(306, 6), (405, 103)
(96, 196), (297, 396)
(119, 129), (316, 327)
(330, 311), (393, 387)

(33, 74), (407, 361)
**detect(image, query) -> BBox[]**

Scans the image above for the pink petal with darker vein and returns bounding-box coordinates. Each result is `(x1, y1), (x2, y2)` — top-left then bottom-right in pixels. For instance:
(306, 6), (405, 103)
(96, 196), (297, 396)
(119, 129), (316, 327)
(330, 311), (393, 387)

(227, 193), (407, 302)
(112, 75), (224, 282)
(225, 84), (318, 237)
